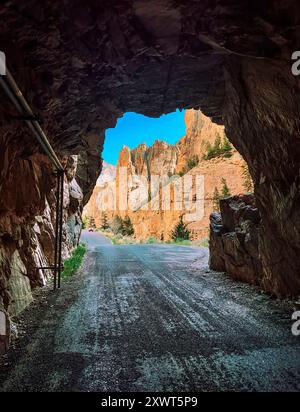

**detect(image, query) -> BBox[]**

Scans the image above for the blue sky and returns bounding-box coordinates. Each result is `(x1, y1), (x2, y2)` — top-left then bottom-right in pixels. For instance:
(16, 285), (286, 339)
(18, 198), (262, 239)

(103, 109), (186, 164)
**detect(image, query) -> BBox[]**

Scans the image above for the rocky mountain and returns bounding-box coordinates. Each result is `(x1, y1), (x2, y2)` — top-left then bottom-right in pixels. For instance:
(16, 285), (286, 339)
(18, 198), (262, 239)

(176, 110), (224, 173)
(95, 161), (116, 187)
(85, 109), (247, 240)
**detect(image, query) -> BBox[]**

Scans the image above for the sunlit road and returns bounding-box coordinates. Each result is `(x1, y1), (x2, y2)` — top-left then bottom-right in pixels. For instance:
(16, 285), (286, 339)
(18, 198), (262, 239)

(1, 231), (300, 392)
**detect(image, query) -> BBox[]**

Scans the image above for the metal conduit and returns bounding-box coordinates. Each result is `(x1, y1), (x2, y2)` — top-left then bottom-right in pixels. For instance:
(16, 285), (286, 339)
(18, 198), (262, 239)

(0, 68), (64, 290)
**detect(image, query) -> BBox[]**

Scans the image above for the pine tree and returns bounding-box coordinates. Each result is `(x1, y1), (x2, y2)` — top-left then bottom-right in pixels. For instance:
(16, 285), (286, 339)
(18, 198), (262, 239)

(202, 142), (213, 160)
(122, 215), (134, 236)
(101, 212), (109, 231)
(212, 187), (221, 211)
(221, 178), (231, 198)
(187, 155), (199, 170)
(171, 216), (190, 241)
(111, 215), (124, 235)
(214, 132), (222, 155)
(222, 134), (233, 157)
(202, 133), (233, 161)
(89, 216), (96, 229)
(242, 164), (254, 193)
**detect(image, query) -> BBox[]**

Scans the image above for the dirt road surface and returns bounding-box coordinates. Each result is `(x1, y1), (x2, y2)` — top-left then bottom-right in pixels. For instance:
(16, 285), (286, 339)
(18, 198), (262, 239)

(0, 231), (299, 392)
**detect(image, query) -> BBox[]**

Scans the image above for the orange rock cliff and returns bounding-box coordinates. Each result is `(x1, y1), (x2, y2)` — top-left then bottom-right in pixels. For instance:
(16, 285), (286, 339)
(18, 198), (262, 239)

(84, 109), (248, 240)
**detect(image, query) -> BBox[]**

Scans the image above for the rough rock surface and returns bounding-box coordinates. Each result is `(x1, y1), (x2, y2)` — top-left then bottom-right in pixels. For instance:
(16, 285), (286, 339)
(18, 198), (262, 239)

(0, 0), (300, 326)
(210, 195), (265, 291)
(176, 110), (225, 173)
(0, 151), (83, 346)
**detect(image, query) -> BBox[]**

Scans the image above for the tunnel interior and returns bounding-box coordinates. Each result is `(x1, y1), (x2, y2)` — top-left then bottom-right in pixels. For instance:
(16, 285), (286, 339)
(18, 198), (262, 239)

(1, 0), (300, 338)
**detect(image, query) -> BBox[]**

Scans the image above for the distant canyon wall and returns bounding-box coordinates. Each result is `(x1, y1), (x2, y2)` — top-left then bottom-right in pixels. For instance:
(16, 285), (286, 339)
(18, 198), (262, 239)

(85, 109), (248, 241)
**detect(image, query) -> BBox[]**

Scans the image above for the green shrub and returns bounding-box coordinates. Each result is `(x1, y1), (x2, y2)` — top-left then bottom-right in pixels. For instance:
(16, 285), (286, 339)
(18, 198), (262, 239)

(171, 216), (190, 241)
(242, 163), (254, 193)
(177, 155), (199, 177)
(61, 243), (87, 279)
(198, 238), (209, 248)
(222, 134), (232, 152)
(82, 216), (88, 229)
(202, 132), (233, 161)
(147, 236), (158, 244)
(221, 178), (231, 198)
(100, 212), (110, 231)
(111, 215), (124, 235)
(174, 239), (191, 246)
(213, 187), (221, 211)
(212, 179), (231, 211)
(187, 155), (199, 170)
(122, 215), (134, 236)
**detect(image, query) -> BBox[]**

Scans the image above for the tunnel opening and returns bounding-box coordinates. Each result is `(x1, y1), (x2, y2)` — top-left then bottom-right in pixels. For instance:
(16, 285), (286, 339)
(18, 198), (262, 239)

(82, 109), (250, 247)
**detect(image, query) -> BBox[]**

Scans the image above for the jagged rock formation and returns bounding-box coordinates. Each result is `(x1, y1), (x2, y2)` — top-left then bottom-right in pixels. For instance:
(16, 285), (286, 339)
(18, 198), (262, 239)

(96, 161), (116, 187)
(1, 0), (300, 346)
(210, 195), (264, 290)
(85, 109), (247, 240)
(176, 110), (224, 173)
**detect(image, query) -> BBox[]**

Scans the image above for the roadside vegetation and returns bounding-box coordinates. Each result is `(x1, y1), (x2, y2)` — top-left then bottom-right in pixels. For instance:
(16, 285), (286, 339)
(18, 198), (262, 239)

(100, 212), (110, 230)
(61, 243), (87, 279)
(86, 212), (209, 248)
(83, 215), (96, 230)
(98, 230), (209, 248)
(110, 215), (134, 236)
(167, 237), (209, 248)
(82, 215), (88, 229)
(97, 214), (136, 244)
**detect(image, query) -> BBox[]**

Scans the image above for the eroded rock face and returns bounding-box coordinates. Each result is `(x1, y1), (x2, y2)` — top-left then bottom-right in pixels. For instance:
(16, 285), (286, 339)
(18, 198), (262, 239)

(0, 0), (300, 314)
(210, 195), (264, 290)
(176, 110), (224, 173)
(0, 149), (83, 335)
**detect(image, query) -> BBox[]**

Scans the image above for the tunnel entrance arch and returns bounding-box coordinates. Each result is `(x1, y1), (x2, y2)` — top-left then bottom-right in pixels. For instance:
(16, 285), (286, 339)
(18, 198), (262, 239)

(0, 0), (299, 323)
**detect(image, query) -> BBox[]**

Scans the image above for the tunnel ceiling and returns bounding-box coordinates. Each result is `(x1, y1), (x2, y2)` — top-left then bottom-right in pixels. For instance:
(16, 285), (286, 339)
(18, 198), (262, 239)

(0, 0), (299, 155)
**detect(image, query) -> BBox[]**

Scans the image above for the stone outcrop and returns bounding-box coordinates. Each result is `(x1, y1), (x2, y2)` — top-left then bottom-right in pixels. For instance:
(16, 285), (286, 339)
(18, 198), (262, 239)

(210, 195), (264, 289)
(0, 0), (300, 324)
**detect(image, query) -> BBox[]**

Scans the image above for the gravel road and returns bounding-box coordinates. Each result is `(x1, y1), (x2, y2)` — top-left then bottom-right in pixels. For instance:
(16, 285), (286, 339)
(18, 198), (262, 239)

(0, 231), (299, 392)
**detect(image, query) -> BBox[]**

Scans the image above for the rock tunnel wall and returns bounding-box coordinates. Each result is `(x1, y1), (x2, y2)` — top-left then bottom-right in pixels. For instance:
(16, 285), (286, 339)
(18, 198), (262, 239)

(0, 148), (85, 313)
(210, 195), (264, 290)
(0, 0), (300, 339)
